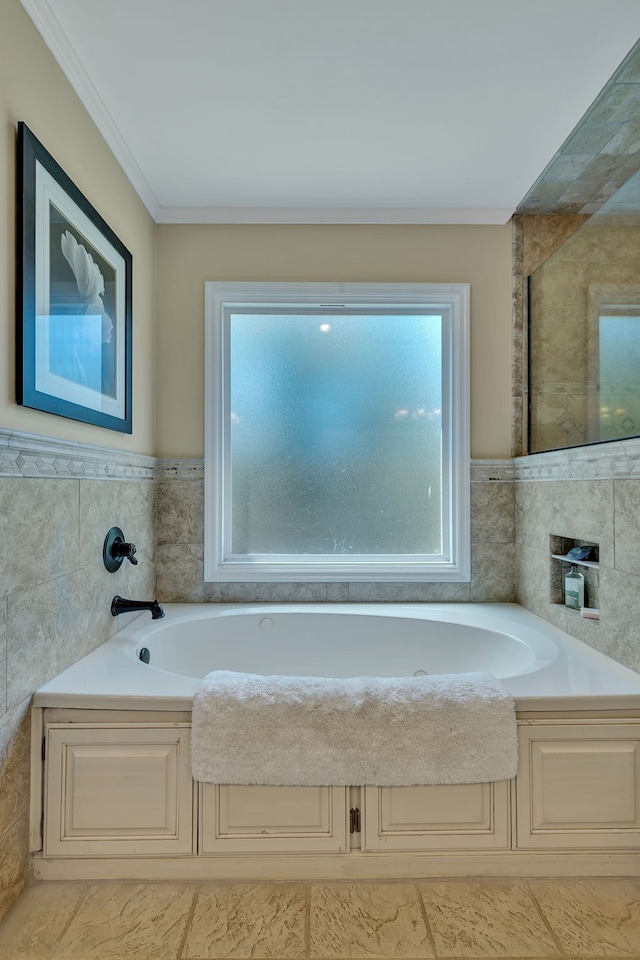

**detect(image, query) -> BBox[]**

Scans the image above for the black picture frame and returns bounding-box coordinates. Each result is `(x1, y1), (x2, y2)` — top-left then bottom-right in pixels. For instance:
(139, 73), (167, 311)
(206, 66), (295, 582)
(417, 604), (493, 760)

(16, 122), (132, 433)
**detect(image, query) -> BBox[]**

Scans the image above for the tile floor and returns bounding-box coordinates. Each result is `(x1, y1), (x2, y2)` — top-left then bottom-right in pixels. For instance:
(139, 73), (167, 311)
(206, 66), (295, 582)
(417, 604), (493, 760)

(0, 877), (639, 959)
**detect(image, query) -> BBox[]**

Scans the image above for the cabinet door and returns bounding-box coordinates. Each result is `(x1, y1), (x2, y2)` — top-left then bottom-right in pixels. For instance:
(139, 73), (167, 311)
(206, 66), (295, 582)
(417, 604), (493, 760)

(199, 783), (349, 854)
(44, 724), (193, 856)
(516, 721), (640, 849)
(362, 781), (510, 851)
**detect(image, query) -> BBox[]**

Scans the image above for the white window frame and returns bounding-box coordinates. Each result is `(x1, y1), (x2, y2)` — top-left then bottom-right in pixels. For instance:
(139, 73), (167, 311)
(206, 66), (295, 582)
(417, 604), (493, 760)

(204, 281), (470, 582)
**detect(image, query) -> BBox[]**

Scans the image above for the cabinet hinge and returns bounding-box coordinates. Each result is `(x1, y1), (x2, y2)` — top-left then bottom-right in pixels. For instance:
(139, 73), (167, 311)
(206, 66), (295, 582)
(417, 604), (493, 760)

(41, 736), (46, 762)
(349, 807), (360, 833)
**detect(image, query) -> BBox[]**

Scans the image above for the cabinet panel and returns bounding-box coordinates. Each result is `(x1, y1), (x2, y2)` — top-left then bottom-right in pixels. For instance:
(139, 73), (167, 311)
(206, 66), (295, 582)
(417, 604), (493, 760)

(200, 783), (349, 854)
(516, 722), (640, 848)
(363, 781), (510, 851)
(44, 724), (193, 856)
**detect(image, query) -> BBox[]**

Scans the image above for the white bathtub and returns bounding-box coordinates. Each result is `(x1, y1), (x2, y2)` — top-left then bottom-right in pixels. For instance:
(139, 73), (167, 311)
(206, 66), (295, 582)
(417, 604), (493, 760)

(34, 602), (640, 712)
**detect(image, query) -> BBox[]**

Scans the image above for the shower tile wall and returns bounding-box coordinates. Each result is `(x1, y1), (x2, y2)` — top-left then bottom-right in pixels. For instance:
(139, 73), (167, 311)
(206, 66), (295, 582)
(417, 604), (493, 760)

(518, 39), (640, 216)
(513, 213), (640, 673)
(0, 433), (156, 923)
(511, 213), (590, 457)
(515, 451), (640, 673)
(155, 459), (516, 604)
(529, 220), (640, 451)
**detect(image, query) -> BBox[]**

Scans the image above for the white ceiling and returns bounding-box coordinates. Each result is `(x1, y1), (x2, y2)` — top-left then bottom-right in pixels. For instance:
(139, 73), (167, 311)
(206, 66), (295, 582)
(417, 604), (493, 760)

(20, 0), (640, 224)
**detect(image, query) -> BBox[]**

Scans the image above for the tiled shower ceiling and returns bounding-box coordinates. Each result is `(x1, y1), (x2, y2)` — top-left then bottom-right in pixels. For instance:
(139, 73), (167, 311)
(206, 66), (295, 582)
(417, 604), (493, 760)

(518, 39), (640, 215)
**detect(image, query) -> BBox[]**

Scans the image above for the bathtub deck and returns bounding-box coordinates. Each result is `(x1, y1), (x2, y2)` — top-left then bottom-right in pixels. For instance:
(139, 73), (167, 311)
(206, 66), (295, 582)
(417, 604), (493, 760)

(33, 603), (640, 714)
(30, 605), (640, 882)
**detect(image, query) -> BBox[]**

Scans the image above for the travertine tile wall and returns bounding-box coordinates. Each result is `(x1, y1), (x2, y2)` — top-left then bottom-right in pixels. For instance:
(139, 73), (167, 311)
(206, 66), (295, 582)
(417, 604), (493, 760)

(514, 442), (640, 673)
(511, 213), (590, 457)
(155, 460), (516, 604)
(0, 433), (156, 923)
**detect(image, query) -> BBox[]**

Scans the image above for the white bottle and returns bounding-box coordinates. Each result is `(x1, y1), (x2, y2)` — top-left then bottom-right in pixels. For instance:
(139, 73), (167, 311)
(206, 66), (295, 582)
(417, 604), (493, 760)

(564, 565), (585, 610)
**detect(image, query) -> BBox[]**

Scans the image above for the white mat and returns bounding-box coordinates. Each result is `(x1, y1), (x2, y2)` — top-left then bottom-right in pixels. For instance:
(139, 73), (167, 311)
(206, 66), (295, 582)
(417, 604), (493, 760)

(191, 670), (518, 787)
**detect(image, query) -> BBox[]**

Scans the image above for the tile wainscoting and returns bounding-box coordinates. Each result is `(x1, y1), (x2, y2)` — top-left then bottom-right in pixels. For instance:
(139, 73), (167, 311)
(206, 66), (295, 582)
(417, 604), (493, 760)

(0, 430), (156, 923)
(155, 459), (516, 604)
(514, 436), (640, 674)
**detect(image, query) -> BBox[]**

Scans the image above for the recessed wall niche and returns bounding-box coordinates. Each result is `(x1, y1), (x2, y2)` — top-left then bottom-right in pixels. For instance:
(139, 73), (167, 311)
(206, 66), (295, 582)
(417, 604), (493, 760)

(549, 535), (599, 621)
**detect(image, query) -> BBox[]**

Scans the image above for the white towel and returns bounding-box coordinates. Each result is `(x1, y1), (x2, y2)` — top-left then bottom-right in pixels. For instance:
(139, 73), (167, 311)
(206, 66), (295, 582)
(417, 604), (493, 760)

(191, 670), (517, 787)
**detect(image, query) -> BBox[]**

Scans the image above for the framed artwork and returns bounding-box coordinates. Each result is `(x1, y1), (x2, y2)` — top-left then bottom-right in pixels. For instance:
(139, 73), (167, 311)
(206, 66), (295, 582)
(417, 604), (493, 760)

(16, 122), (132, 433)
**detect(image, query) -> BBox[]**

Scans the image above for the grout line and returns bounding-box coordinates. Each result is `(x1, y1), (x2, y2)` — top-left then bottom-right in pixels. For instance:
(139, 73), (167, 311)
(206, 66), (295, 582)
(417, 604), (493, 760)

(1, 595), (7, 718)
(612, 477), (617, 574)
(525, 881), (567, 959)
(306, 881), (311, 960)
(415, 882), (439, 959)
(176, 882), (200, 960)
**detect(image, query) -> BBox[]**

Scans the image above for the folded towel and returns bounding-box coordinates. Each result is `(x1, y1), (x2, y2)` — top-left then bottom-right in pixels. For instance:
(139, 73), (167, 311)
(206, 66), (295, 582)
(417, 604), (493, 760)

(191, 670), (517, 787)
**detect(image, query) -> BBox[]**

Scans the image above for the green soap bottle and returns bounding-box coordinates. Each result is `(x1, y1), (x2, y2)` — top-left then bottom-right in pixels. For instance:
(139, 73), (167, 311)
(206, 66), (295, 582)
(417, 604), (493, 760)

(564, 564), (585, 610)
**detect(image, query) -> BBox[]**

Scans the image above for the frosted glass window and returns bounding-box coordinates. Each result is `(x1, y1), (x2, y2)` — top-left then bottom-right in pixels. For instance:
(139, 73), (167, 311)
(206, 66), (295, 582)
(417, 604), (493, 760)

(205, 282), (470, 582)
(230, 312), (442, 556)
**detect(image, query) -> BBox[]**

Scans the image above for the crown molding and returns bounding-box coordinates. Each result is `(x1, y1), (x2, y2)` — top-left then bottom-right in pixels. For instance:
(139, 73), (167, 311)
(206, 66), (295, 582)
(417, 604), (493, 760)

(20, 3), (516, 228)
(155, 206), (515, 225)
(0, 428), (155, 480)
(19, 0), (161, 220)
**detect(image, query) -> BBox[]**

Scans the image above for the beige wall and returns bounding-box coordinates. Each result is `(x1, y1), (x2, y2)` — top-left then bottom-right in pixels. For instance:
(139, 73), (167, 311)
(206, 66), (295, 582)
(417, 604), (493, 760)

(155, 223), (513, 459)
(1, 0), (156, 454)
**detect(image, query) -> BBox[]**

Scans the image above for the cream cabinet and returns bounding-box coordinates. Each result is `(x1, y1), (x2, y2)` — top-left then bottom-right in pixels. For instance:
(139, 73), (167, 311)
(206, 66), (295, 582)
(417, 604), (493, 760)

(516, 720), (640, 848)
(199, 783), (350, 854)
(34, 710), (640, 876)
(362, 781), (510, 851)
(43, 722), (194, 857)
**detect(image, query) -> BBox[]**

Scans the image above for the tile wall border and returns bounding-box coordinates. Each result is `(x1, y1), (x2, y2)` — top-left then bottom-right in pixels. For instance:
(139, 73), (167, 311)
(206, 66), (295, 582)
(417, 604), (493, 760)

(155, 458), (204, 480)
(156, 458), (515, 482)
(470, 460), (514, 482)
(514, 437), (640, 481)
(10, 436), (632, 485)
(0, 428), (155, 480)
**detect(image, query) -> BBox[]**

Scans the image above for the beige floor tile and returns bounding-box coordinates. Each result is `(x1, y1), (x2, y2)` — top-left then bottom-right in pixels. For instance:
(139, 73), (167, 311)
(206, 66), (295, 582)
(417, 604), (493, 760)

(51, 882), (196, 960)
(182, 883), (307, 959)
(0, 882), (88, 959)
(418, 879), (560, 958)
(530, 879), (640, 957)
(310, 882), (433, 958)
